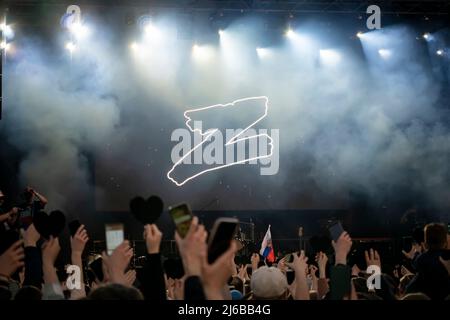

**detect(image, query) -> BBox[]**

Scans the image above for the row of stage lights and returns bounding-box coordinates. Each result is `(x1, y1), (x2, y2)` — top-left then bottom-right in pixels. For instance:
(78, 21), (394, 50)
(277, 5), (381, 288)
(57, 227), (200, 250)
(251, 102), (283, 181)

(0, 21), (447, 59)
(125, 25), (447, 62)
(133, 25), (447, 60)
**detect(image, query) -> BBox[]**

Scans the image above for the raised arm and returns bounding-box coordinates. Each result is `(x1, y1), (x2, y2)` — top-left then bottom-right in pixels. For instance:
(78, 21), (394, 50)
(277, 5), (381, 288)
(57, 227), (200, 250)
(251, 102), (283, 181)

(28, 187), (48, 206)
(22, 224), (43, 289)
(175, 216), (207, 300)
(101, 241), (133, 285)
(41, 236), (64, 300)
(330, 232), (353, 300)
(69, 224), (89, 299)
(286, 250), (310, 300)
(140, 224), (166, 300)
(0, 207), (18, 223)
(316, 252), (329, 299)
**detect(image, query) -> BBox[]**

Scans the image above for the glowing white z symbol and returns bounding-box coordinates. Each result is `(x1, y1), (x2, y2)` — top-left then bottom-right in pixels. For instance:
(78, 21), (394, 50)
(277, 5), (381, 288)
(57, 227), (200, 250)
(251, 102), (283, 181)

(167, 96), (274, 186)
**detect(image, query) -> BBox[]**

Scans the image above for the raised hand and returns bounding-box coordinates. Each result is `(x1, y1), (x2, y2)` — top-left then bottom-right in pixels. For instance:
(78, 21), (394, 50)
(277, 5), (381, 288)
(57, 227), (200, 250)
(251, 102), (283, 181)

(124, 269), (137, 287)
(173, 278), (185, 300)
(0, 240), (25, 277)
(144, 224), (163, 254)
(351, 264), (362, 277)
(251, 253), (260, 271)
(402, 243), (422, 260)
(42, 236), (61, 267)
(238, 264), (250, 282)
(286, 251), (309, 300)
(286, 251), (308, 276)
(175, 216), (207, 277)
(401, 265), (414, 276)
(365, 248), (381, 269)
(277, 258), (287, 274)
(102, 241), (133, 285)
(201, 241), (237, 300)
(316, 251), (328, 279)
(23, 224), (41, 247)
(41, 237), (61, 285)
(71, 225), (89, 255)
(332, 232), (352, 265)
(309, 265), (318, 278)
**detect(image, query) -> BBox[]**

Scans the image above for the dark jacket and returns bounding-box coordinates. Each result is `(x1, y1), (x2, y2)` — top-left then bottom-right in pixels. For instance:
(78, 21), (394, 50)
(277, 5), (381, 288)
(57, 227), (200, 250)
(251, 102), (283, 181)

(406, 249), (450, 300)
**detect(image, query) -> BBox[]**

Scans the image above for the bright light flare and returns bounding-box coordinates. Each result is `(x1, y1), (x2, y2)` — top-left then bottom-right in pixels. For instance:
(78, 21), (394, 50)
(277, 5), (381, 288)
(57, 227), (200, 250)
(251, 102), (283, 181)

(0, 24), (14, 39)
(319, 49), (341, 66)
(423, 33), (432, 41)
(144, 24), (161, 38)
(436, 49), (444, 56)
(0, 41), (10, 51)
(378, 49), (392, 59)
(192, 44), (214, 62)
(256, 47), (272, 59)
(66, 42), (76, 53)
(356, 31), (364, 38)
(130, 42), (139, 51)
(69, 22), (90, 39)
(285, 29), (295, 39)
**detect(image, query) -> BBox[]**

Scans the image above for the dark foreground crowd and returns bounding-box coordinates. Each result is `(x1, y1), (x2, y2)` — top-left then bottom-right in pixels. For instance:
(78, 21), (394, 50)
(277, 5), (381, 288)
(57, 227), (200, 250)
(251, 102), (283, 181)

(1, 187), (450, 300)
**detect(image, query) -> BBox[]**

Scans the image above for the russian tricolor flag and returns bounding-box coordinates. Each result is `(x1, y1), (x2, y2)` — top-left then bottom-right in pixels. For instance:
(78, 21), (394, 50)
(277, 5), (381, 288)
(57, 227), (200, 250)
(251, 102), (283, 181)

(260, 225), (275, 263)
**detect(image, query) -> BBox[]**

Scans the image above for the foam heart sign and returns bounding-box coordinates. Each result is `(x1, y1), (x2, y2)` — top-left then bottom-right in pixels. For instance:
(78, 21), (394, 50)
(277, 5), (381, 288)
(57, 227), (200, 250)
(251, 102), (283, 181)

(33, 210), (66, 239)
(48, 210), (66, 237)
(33, 211), (50, 238)
(129, 195), (164, 225)
(129, 196), (148, 222)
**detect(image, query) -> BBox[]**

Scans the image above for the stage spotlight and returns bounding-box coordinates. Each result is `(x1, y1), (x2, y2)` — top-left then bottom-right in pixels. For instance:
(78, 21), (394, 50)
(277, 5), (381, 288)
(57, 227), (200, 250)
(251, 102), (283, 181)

(378, 49), (392, 59)
(0, 24), (14, 40)
(69, 22), (89, 39)
(130, 42), (139, 51)
(66, 42), (76, 53)
(144, 23), (159, 36)
(356, 31), (364, 38)
(256, 47), (271, 59)
(319, 49), (341, 66)
(423, 33), (431, 41)
(137, 14), (152, 32)
(285, 29), (295, 39)
(436, 49), (444, 56)
(218, 29), (224, 37)
(143, 23), (164, 44)
(192, 44), (214, 61)
(0, 41), (10, 51)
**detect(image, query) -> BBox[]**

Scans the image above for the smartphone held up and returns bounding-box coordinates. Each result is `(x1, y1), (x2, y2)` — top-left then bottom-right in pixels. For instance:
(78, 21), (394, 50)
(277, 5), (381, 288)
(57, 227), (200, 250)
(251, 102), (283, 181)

(105, 223), (124, 255)
(207, 217), (239, 264)
(169, 203), (193, 238)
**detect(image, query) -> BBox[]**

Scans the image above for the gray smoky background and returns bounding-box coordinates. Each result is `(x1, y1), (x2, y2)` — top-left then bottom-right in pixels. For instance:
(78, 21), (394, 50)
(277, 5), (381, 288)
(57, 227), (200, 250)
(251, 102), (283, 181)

(1, 10), (449, 223)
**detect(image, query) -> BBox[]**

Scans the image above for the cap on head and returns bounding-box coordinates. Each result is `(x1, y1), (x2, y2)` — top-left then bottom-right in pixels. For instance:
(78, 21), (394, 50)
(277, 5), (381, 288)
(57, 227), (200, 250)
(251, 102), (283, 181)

(250, 266), (288, 299)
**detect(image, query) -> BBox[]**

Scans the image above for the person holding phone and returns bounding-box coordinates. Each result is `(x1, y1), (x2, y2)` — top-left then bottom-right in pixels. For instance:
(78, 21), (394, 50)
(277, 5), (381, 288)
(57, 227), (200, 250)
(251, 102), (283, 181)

(174, 216), (238, 300)
(140, 224), (167, 300)
(69, 224), (89, 299)
(17, 187), (48, 229)
(0, 190), (20, 233)
(0, 190), (10, 223)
